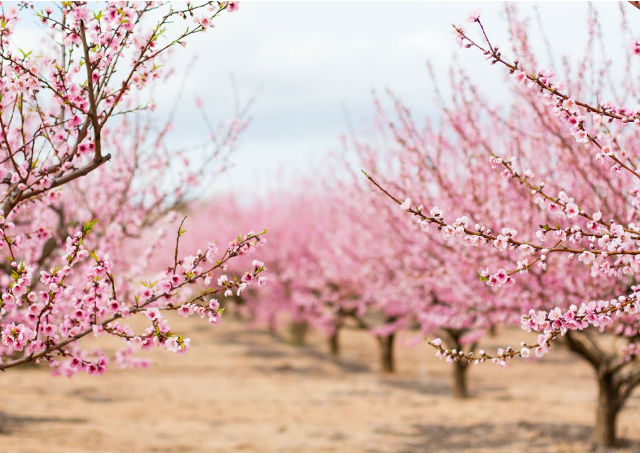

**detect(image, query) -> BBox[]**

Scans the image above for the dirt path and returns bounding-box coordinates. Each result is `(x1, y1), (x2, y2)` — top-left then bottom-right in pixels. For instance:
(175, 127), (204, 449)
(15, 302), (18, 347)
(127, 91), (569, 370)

(0, 316), (638, 452)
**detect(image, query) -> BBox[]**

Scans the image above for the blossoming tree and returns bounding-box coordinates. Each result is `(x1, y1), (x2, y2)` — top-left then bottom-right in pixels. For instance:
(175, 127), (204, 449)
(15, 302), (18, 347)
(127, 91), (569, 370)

(0, 1), (266, 377)
(183, 182), (417, 371)
(364, 5), (640, 446)
(346, 106), (525, 395)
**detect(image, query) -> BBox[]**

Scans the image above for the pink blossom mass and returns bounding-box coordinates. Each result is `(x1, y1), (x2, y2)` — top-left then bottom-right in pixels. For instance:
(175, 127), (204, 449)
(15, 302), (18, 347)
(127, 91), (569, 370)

(2, 2), (640, 452)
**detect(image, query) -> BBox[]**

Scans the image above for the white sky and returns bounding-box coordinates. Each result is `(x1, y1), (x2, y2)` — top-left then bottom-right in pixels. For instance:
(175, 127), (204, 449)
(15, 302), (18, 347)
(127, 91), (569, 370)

(15, 2), (640, 198)
(159, 1), (640, 197)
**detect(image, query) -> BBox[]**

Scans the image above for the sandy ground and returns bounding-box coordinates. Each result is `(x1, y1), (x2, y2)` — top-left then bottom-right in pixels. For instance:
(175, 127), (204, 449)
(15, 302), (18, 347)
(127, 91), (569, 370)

(0, 315), (639, 453)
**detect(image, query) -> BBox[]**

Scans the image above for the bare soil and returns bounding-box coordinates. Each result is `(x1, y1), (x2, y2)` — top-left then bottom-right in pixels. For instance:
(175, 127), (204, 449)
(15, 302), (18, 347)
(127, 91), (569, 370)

(0, 316), (639, 452)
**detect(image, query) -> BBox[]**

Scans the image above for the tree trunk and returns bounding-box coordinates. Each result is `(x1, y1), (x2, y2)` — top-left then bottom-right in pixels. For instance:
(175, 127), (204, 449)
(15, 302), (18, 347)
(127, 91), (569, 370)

(594, 372), (619, 448)
(564, 332), (624, 449)
(328, 329), (340, 356)
(377, 334), (395, 373)
(441, 329), (474, 398)
(266, 312), (277, 336)
(452, 359), (469, 399)
(288, 320), (308, 345)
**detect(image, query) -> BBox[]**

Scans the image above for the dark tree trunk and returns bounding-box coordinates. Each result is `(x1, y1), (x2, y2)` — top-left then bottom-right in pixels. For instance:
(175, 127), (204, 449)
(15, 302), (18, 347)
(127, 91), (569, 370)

(594, 372), (619, 448)
(267, 319), (277, 336)
(377, 333), (395, 373)
(441, 328), (474, 398)
(328, 329), (340, 356)
(289, 320), (308, 345)
(452, 359), (469, 399)
(564, 331), (627, 449)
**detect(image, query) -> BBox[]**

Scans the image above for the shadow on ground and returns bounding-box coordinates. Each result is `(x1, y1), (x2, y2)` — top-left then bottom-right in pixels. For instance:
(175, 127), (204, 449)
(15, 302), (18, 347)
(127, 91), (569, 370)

(215, 326), (372, 374)
(0, 411), (85, 434)
(378, 421), (592, 452)
(380, 377), (451, 396)
(375, 421), (640, 452)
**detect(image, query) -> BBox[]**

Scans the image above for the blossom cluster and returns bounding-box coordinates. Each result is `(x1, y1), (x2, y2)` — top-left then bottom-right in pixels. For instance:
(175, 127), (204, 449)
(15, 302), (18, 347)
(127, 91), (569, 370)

(361, 7), (640, 370)
(0, 2), (271, 376)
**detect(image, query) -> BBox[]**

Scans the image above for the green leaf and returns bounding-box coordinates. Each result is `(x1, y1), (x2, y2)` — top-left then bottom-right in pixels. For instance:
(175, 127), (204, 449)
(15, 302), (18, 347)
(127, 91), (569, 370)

(140, 280), (157, 288)
(82, 218), (99, 234)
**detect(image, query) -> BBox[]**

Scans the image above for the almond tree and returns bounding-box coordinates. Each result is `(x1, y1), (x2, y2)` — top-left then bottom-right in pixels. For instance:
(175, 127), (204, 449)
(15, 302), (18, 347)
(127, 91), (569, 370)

(365, 5), (640, 446)
(0, 1), (266, 376)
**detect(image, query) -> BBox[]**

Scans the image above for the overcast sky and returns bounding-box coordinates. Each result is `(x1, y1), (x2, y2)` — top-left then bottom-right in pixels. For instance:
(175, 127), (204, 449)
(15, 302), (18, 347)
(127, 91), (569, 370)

(160, 1), (640, 197)
(17, 2), (640, 197)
